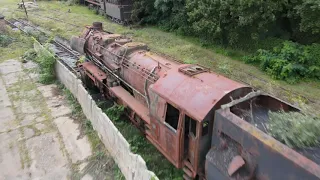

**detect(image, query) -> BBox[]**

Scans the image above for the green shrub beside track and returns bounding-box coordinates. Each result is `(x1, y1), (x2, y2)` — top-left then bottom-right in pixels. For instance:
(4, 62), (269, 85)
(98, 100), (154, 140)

(33, 39), (56, 84)
(244, 42), (320, 83)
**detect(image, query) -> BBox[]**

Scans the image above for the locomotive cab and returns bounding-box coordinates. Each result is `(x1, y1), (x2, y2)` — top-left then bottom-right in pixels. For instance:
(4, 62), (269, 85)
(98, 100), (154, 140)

(148, 64), (252, 179)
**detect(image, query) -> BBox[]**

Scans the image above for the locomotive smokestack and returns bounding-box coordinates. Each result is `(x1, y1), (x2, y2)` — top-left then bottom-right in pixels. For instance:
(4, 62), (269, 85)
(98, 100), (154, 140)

(92, 22), (103, 31)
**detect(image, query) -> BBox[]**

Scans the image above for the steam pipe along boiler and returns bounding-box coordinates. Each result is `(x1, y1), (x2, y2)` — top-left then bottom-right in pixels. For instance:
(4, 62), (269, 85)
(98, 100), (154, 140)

(70, 22), (320, 180)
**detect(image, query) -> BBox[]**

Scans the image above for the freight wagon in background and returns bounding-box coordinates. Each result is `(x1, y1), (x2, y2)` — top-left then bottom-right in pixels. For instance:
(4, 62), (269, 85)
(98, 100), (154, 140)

(81, 0), (133, 24)
(71, 22), (320, 180)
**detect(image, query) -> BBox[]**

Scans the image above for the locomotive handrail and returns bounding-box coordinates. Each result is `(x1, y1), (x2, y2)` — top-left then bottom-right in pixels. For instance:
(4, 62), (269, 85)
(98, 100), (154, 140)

(144, 66), (158, 109)
(96, 42), (160, 83)
(89, 55), (147, 99)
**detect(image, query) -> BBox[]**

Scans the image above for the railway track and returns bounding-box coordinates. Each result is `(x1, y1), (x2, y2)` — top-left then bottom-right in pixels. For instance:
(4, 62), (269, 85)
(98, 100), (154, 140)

(5, 17), (320, 110)
(6, 18), (80, 75)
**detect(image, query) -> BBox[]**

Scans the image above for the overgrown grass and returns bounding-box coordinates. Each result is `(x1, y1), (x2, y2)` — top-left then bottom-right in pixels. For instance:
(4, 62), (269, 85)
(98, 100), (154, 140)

(0, 29), (33, 63)
(6, 1), (318, 114)
(32, 39), (56, 84)
(0, 34), (13, 47)
(104, 104), (184, 180)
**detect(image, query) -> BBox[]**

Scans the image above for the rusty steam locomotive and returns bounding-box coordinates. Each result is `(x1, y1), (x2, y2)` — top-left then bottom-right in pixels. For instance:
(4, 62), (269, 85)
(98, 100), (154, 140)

(70, 22), (320, 180)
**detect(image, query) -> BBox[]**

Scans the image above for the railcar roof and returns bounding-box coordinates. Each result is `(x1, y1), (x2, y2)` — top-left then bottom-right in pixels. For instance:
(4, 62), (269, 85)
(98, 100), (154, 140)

(151, 64), (248, 121)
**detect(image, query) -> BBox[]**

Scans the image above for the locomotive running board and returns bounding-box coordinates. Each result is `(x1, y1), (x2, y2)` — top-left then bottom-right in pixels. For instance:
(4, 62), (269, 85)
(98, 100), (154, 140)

(109, 86), (150, 124)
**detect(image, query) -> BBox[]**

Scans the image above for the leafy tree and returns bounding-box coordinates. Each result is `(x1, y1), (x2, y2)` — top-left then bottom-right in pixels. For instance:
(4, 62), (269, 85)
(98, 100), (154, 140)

(186, 0), (286, 45)
(132, 0), (320, 45)
(295, 0), (320, 34)
(131, 0), (158, 24)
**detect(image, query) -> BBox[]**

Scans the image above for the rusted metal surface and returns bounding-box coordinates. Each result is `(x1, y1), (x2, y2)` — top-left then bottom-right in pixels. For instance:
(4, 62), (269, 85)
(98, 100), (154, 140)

(206, 95), (320, 180)
(151, 63), (248, 121)
(73, 23), (320, 180)
(85, 0), (100, 6)
(79, 61), (107, 83)
(109, 86), (150, 124)
(84, 0), (133, 23)
(228, 156), (245, 176)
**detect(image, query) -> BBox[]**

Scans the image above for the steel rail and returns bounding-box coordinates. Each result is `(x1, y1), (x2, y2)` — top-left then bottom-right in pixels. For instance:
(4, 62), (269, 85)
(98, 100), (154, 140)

(6, 17), (318, 106)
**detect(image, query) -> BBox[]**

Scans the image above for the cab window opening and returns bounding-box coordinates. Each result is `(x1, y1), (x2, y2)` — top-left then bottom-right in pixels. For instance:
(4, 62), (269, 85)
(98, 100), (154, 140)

(165, 103), (179, 131)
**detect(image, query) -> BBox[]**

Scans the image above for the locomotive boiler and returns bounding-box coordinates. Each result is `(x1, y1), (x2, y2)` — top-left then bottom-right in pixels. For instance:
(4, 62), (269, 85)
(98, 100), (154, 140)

(70, 22), (320, 180)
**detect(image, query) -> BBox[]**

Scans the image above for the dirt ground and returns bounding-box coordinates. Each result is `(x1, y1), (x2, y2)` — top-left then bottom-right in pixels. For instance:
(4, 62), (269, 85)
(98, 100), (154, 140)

(0, 59), (115, 180)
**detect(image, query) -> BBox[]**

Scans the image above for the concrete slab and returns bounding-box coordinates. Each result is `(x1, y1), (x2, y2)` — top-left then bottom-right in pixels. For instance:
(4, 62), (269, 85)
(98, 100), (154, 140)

(37, 84), (59, 99)
(54, 116), (92, 163)
(22, 61), (38, 70)
(35, 116), (46, 122)
(0, 130), (29, 180)
(24, 127), (35, 139)
(49, 102), (72, 118)
(14, 100), (41, 115)
(35, 123), (46, 131)
(26, 132), (69, 180)
(0, 59), (22, 75)
(0, 107), (15, 131)
(0, 78), (11, 108)
(20, 114), (37, 126)
(0, 59), (121, 180)
(2, 71), (28, 86)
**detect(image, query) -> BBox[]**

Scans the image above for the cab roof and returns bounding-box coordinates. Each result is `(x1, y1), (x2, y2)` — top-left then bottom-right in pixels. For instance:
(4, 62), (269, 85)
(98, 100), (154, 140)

(151, 64), (249, 121)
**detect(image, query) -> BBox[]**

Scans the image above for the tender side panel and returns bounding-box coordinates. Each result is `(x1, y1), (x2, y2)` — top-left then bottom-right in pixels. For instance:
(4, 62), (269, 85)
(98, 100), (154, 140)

(104, 3), (122, 20)
(205, 108), (320, 180)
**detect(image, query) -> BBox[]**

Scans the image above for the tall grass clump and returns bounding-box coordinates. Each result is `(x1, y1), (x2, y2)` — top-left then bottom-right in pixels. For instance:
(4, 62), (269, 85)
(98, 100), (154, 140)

(33, 38), (56, 84)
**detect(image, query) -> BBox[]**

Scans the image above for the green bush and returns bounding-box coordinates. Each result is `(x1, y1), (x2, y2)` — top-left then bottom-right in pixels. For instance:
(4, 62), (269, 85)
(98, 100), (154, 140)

(267, 111), (320, 148)
(244, 41), (320, 83)
(132, 0), (320, 46)
(105, 104), (125, 121)
(0, 35), (13, 47)
(33, 40), (56, 84)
